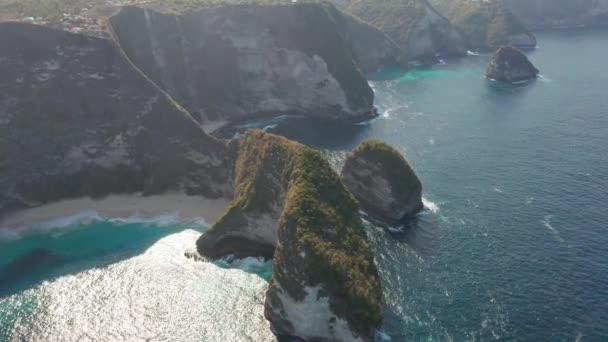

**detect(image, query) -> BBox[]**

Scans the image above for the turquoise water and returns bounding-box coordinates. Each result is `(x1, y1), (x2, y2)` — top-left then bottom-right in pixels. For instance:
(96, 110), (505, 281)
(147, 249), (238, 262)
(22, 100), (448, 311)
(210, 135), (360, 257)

(2, 29), (608, 341)
(0, 216), (274, 341)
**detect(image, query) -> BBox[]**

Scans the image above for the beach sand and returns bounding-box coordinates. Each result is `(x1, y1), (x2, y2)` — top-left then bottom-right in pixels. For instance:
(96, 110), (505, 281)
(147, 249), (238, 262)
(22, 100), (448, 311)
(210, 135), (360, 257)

(0, 192), (231, 230)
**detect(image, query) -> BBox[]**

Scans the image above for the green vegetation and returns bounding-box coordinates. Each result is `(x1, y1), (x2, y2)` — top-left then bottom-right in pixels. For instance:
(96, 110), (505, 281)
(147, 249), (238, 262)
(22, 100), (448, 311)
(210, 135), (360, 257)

(281, 146), (383, 337)
(206, 130), (383, 337)
(352, 140), (421, 205)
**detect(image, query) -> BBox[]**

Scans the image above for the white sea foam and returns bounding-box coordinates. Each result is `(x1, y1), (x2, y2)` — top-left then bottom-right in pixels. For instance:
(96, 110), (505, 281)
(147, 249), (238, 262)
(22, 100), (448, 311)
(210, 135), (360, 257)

(543, 215), (565, 243)
(376, 330), (392, 341)
(1, 230), (276, 341)
(467, 50), (486, 56)
(0, 211), (186, 242)
(422, 197), (439, 214)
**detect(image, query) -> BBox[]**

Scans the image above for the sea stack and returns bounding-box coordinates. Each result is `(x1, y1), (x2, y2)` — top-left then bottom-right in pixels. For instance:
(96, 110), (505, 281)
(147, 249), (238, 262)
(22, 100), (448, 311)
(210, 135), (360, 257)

(197, 130), (384, 341)
(486, 46), (539, 83)
(341, 140), (423, 225)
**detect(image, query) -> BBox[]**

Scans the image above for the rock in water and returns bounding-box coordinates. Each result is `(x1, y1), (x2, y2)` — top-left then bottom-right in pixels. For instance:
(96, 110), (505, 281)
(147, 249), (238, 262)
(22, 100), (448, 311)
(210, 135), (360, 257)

(197, 130), (383, 341)
(341, 140), (423, 225)
(486, 46), (539, 83)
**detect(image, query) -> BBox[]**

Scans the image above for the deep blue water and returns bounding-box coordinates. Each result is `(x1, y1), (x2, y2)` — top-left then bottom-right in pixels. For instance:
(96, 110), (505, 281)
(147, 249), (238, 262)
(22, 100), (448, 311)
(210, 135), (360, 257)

(1, 29), (608, 341)
(268, 29), (608, 341)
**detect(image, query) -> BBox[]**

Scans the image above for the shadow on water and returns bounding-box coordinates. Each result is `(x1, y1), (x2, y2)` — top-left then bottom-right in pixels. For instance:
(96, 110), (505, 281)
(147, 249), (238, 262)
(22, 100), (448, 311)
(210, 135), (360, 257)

(215, 116), (372, 151)
(0, 220), (198, 298)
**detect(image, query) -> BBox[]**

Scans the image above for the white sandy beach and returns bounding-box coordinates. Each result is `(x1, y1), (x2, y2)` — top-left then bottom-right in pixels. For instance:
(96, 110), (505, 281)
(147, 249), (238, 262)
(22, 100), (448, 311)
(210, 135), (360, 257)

(0, 192), (231, 230)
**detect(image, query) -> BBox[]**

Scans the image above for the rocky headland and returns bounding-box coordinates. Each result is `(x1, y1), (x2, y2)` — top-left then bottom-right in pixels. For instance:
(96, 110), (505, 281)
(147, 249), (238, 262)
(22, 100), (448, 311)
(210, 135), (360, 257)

(197, 130), (384, 341)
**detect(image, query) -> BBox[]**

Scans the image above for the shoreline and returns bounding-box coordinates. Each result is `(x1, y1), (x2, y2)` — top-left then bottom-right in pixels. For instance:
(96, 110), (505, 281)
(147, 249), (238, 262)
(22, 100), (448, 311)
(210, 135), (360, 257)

(0, 192), (231, 232)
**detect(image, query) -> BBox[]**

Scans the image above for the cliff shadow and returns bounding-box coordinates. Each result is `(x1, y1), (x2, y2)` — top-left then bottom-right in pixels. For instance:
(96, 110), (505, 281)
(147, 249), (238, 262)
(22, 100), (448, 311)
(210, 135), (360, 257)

(214, 116), (373, 151)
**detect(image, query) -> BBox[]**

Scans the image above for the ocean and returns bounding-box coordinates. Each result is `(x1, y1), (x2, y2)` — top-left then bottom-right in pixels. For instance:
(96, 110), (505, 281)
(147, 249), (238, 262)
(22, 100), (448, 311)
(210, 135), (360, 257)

(1, 29), (608, 341)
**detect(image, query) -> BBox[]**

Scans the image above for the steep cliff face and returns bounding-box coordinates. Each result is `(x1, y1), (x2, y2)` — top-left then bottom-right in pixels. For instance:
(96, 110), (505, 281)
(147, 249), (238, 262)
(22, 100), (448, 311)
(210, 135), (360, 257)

(342, 14), (408, 72)
(330, 0), (466, 61)
(486, 46), (539, 83)
(341, 140), (423, 225)
(505, 0), (608, 29)
(0, 22), (231, 213)
(430, 0), (536, 51)
(109, 3), (376, 128)
(197, 130), (383, 341)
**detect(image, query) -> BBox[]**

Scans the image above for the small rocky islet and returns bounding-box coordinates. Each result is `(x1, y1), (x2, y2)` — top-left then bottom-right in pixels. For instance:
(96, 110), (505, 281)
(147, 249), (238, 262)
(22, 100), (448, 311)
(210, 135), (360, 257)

(486, 46), (540, 83)
(1, 0), (600, 340)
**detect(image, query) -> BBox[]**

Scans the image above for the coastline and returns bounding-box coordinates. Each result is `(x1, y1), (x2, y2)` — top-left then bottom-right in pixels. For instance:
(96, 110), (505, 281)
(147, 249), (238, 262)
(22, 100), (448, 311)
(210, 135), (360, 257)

(0, 192), (231, 232)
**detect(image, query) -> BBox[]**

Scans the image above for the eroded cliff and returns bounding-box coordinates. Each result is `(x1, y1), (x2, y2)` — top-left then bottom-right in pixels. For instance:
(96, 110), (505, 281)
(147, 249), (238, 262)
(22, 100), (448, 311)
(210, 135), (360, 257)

(330, 0), (467, 61)
(109, 3), (376, 128)
(430, 0), (536, 51)
(0, 22), (231, 213)
(197, 130), (384, 341)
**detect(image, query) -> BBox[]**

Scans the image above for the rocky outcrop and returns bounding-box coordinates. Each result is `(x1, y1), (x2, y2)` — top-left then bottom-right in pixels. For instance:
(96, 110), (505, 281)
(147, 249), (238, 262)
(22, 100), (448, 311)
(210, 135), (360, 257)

(430, 0), (536, 51)
(109, 3), (376, 128)
(341, 140), (423, 225)
(330, 0), (466, 61)
(504, 0), (608, 29)
(197, 130), (383, 341)
(343, 14), (408, 72)
(0, 22), (231, 213)
(486, 46), (539, 83)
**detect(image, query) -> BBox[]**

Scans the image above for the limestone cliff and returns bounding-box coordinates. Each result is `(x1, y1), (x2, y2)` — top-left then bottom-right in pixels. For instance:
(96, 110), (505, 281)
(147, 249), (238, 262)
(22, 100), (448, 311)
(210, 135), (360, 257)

(330, 0), (467, 61)
(341, 140), (423, 225)
(109, 3), (375, 128)
(430, 0), (536, 51)
(197, 130), (383, 341)
(0, 22), (231, 213)
(504, 0), (608, 29)
(486, 46), (539, 83)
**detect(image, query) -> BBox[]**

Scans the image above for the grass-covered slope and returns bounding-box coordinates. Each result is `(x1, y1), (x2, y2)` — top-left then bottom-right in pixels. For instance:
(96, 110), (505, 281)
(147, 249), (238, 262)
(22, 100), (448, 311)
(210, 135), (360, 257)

(197, 130), (383, 339)
(273, 139), (383, 339)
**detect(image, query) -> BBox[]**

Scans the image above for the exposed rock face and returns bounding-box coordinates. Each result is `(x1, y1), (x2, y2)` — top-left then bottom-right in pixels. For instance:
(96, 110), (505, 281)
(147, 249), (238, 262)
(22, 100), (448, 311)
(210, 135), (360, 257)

(197, 130), (383, 341)
(109, 3), (375, 128)
(341, 140), (423, 225)
(486, 46), (539, 83)
(504, 0), (608, 29)
(343, 14), (408, 72)
(330, 0), (467, 61)
(430, 0), (536, 51)
(0, 22), (231, 213)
